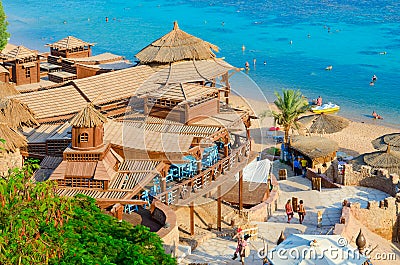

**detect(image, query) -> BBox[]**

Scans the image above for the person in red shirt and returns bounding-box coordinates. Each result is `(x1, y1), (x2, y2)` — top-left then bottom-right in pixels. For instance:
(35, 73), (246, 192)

(285, 199), (294, 223)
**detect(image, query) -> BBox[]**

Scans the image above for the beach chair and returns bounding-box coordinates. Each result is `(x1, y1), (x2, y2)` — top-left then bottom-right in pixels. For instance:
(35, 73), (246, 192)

(141, 190), (151, 209)
(124, 204), (138, 214)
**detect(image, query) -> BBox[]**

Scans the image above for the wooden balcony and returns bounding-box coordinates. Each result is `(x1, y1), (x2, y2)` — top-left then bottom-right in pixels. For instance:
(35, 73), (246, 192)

(156, 140), (256, 206)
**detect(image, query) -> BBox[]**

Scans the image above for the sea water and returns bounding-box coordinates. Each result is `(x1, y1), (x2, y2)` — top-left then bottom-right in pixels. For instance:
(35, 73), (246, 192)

(3, 0), (400, 126)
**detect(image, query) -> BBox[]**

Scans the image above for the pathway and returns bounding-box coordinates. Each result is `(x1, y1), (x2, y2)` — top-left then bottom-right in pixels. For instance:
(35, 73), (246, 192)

(180, 175), (389, 264)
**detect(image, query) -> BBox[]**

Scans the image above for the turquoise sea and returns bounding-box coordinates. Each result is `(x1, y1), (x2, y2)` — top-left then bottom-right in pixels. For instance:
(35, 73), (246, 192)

(3, 0), (400, 126)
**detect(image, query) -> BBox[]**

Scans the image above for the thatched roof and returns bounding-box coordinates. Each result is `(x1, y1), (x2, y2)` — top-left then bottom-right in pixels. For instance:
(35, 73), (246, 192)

(135, 21), (219, 64)
(298, 114), (349, 134)
(372, 133), (400, 152)
(1, 45), (37, 60)
(0, 123), (27, 152)
(70, 104), (107, 128)
(0, 82), (19, 97)
(0, 98), (39, 129)
(363, 145), (400, 169)
(46, 36), (93, 50)
(290, 135), (338, 159)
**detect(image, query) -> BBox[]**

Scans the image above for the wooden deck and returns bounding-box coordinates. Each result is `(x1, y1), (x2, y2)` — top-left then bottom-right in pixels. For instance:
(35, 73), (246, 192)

(156, 140), (257, 206)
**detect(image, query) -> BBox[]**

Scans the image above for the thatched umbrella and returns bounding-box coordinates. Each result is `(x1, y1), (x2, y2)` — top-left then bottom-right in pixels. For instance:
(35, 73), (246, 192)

(298, 113), (349, 134)
(371, 133), (400, 152)
(0, 82), (19, 97)
(0, 123), (27, 152)
(135, 21), (219, 64)
(290, 135), (338, 160)
(0, 98), (39, 129)
(70, 103), (107, 127)
(363, 145), (400, 169)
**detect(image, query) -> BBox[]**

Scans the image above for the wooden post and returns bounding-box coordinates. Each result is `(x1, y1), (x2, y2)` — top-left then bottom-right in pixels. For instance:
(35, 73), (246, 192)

(143, 97), (149, 115)
(190, 201), (195, 236)
(217, 185), (222, 231)
(161, 177), (167, 192)
(224, 144), (229, 157)
(197, 160), (202, 174)
(239, 169), (243, 214)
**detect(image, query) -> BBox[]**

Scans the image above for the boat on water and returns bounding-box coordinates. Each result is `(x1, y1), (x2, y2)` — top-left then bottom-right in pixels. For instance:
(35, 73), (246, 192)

(311, 102), (340, 114)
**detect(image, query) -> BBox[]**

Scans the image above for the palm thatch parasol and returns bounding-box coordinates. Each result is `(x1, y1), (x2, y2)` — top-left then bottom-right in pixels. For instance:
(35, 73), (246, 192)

(371, 133), (400, 152)
(0, 123), (27, 152)
(363, 145), (400, 169)
(135, 21), (219, 64)
(298, 113), (349, 134)
(0, 82), (19, 97)
(290, 135), (338, 159)
(0, 98), (39, 129)
(70, 103), (107, 127)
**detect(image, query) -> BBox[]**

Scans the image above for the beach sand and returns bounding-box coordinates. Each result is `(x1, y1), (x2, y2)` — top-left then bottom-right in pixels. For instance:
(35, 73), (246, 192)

(229, 94), (398, 155)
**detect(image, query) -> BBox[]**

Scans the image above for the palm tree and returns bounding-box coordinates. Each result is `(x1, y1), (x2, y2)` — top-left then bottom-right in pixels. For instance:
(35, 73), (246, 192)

(272, 89), (309, 145)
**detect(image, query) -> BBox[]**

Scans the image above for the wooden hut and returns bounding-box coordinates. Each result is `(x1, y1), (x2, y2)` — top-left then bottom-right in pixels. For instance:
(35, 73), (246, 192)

(290, 135), (338, 174)
(0, 45), (40, 86)
(46, 36), (93, 59)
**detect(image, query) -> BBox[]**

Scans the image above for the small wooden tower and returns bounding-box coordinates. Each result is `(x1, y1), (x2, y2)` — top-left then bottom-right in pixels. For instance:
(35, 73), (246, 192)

(46, 36), (93, 59)
(0, 45), (40, 86)
(69, 103), (107, 150)
(50, 104), (121, 190)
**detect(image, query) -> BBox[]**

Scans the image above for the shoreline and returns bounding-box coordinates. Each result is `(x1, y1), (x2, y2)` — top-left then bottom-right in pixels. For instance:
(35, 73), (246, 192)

(229, 94), (398, 155)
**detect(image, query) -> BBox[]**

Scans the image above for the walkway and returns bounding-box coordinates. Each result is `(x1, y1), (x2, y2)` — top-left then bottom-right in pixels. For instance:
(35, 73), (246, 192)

(180, 175), (390, 264)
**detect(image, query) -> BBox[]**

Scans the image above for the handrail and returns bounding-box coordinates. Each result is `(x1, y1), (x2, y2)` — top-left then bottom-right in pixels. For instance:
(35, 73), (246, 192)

(156, 140), (250, 205)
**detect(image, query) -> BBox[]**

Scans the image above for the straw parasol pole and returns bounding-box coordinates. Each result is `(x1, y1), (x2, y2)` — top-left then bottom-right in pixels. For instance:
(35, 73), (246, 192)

(135, 21), (219, 64)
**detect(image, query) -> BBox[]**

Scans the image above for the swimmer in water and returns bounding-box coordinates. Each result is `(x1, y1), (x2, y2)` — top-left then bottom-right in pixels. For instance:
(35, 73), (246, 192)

(242, 44), (245, 52)
(245, 61), (250, 70)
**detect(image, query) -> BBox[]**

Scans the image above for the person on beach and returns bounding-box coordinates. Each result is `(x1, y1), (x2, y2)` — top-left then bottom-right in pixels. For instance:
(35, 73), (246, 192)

(298, 200), (306, 224)
(285, 199), (294, 223)
(372, 110), (383, 120)
(316, 96), (323, 106)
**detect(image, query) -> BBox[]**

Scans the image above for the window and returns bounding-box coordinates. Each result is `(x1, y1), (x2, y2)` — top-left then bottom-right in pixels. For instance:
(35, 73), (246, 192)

(79, 132), (89, 143)
(25, 67), (30, 78)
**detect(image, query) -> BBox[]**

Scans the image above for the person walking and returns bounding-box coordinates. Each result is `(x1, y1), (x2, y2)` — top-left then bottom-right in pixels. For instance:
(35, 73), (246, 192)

(293, 158), (302, 176)
(300, 158), (308, 176)
(298, 200), (306, 224)
(285, 199), (294, 223)
(232, 228), (248, 264)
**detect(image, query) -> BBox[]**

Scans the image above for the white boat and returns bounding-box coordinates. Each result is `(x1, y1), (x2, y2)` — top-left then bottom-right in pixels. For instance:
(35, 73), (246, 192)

(311, 102), (340, 114)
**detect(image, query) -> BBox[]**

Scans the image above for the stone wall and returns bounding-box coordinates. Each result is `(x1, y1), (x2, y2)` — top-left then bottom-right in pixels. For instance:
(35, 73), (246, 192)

(342, 164), (399, 197)
(334, 197), (399, 241)
(0, 149), (23, 176)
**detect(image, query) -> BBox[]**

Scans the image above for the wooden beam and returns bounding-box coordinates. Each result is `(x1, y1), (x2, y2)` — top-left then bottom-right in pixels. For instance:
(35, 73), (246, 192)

(217, 185), (222, 231)
(96, 199), (147, 209)
(190, 201), (195, 236)
(239, 169), (243, 214)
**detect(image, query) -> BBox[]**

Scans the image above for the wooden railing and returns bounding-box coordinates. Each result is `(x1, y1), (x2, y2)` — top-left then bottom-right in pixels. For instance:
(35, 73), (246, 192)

(156, 140), (251, 205)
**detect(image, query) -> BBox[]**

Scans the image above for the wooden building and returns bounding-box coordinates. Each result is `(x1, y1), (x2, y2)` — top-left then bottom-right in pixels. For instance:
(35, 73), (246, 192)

(0, 45), (40, 86)
(49, 104), (122, 190)
(46, 36), (93, 59)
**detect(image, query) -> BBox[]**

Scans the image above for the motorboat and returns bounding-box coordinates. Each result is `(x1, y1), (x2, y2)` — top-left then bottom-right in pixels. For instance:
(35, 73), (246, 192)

(311, 102), (340, 114)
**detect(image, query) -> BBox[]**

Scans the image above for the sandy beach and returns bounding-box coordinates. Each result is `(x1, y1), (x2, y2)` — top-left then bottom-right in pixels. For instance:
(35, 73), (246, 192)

(229, 94), (398, 155)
